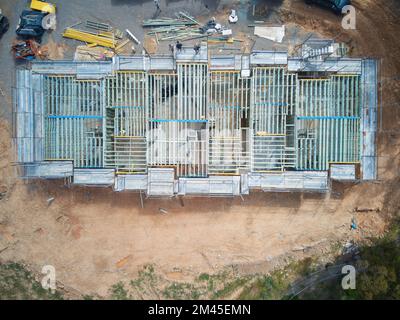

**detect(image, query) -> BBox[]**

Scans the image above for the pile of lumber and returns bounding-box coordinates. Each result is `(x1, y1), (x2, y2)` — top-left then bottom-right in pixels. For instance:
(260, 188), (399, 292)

(63, 28), (118, 48)
(62, 19), (130, 51)
(74, 45), (114, 61)
(143, 12), (201, 41)
(143, 12), (199, 27)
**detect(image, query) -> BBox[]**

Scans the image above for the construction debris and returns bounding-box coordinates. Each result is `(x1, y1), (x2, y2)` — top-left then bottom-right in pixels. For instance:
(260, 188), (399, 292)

(126, 29), (140, 45)
(147, 26), (201, 41)
(351, 217), (358, 230)
(30, 0), (56, 14)
(143, 12), (236, 43)
(63, 18), (133, 52)
(47, 197), (55, 205)
(200, 18), (222, 34)
(254, 25), (285, 43)
(12, 40), (45, 60)
(41, 13), (57, 30)
(228, 10), (238, 24)
(116, 255), (132, 268)
(63, 28), (118, 48)
(74, 45), (114, 61)
(143, 12), (199, 27)
(354, 207), (381, 213)
(143, 12), (202, 41)
(86, 20), (112, 32)
(143, 35), (158, 54)
(40, 36), (67, 60)
(114, 29), (123, 39)
(342, 241), (360, 255)
(115, 39), (130, 53)
(207, 36), (242, 44)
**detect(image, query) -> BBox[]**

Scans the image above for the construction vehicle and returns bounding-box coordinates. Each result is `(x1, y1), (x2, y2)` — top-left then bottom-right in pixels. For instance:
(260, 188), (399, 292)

(0, 9), (9, 38)
(305, 0), (351, 14)
(16, 10), (47, 39)
(16, 1), (56, 39)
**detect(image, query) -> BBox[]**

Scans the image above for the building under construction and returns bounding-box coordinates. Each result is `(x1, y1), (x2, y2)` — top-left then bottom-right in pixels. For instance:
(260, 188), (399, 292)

(13, 40), (378, 196)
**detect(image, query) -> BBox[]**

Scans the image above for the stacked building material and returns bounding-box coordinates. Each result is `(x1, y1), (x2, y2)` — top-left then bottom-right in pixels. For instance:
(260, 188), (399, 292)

(63, 28), (118, 48)
(74, 45), (114, 61)
(143, 12), (201, 41)
(85, 20), (112, 32)
(143, 12), (199, 27)
(147, 26), (201, 41)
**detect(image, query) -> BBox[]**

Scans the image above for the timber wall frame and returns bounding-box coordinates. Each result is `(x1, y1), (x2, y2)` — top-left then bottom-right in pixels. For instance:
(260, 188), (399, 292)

(13, 47), (379, 194)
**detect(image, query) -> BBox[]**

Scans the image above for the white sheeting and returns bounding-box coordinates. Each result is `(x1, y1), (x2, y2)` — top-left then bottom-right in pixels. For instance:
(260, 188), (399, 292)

(254, 26), (285, 43)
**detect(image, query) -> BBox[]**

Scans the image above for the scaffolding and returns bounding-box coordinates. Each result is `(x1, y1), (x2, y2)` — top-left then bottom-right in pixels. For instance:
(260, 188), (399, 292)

(35, 65), (363, 176)
(147, 63), (208, 177)
(44, 76), (103, 168)
(104, 71), (147, 173)
(296, 75), (360, 170)
(251, 67), (297, 171)
(208, 70), (250, 174)
(13, 47), (378, 195)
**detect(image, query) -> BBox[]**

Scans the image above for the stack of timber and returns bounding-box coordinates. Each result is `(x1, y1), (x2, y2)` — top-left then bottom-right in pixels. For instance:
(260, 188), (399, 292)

(63, 28), (118, 48)
(143, 12), (201, 41)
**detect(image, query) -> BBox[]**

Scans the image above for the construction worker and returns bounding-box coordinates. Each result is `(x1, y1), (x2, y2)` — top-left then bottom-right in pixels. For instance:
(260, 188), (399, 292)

(154, 0), (161, 11)
(194, 43), (200, 55)
(176, 40), (182, 52)
(169, 43), (174, 55)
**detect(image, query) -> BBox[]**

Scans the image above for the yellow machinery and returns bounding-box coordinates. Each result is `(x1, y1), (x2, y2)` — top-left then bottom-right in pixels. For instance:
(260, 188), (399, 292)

(30, 0), (56, 14)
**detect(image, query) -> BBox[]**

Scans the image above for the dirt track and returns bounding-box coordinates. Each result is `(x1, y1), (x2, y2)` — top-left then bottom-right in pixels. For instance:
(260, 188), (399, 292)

(0, 0), (399, 298)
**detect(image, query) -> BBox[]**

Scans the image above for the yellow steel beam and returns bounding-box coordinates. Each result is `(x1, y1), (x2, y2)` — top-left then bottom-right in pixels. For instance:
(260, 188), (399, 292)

(31, 0), (56, 14)
(63, 28), (117, 49)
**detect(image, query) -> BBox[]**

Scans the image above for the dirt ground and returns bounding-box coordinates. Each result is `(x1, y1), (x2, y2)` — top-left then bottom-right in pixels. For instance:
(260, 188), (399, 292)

(0, 0), (399, 298)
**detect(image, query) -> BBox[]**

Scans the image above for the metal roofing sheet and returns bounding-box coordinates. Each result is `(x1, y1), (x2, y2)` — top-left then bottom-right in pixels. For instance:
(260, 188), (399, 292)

(23, 161), (73, 178)
(288, 58), (362, 74)
(250, 51), (288, 65)
(147, 168), (175, 196)
(178, 176), (240, 195)
(73, 169), (115, 185)
(114, 174), (147, 191)
(361, 59), (378, 180)
(249, 171), (328, 191)
(330, 164), (356, 180)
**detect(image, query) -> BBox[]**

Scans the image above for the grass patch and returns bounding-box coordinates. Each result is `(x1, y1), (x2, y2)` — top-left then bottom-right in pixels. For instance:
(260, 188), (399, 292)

(211, 276), (250, 299)
(109, 281), (130, 300)
(300, 219), (400, 300)
(0, 262), (63, 300)
(162, 282), (201, 300)
(239, 271), (289, 300)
